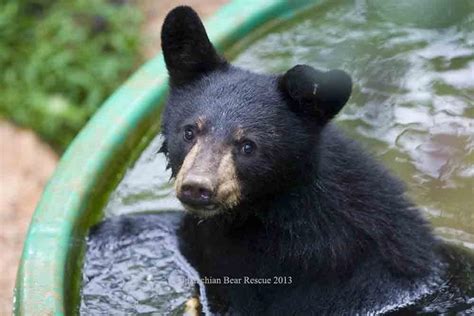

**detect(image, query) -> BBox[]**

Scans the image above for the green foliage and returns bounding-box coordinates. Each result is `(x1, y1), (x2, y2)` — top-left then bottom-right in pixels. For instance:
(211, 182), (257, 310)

(0, 0), (142, 151)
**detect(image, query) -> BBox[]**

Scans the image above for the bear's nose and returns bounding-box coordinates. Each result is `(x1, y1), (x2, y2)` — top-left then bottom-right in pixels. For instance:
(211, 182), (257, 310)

(179, 175), (214, 207)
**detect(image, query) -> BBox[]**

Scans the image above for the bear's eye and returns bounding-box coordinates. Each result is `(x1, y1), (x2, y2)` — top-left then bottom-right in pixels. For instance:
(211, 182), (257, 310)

(240, 140), (255, 155)
(183, 126), (195, 142)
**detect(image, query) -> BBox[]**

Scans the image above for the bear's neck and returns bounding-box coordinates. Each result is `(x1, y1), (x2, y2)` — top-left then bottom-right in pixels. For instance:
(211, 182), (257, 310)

(282, 127), (436, 277)
(254, 181), (365, 276)
(241, 124), (435, 277)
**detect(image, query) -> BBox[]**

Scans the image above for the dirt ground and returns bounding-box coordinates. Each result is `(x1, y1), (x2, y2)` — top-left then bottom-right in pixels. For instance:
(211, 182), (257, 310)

(0, 121), (58, 314)
(0, 1), (227, 314)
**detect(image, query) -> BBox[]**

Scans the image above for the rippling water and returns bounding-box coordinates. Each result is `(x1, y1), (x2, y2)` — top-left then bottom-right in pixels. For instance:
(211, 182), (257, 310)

(81, 0), (474, 314)
(80, 213), (195, 315)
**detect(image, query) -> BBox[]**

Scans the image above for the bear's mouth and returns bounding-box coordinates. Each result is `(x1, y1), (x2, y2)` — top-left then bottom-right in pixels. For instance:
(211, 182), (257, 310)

(181, 202), (224, 218)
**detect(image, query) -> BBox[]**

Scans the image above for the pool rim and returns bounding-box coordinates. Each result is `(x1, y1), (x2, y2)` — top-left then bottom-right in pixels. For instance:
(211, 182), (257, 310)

(14, 0), (318, 314)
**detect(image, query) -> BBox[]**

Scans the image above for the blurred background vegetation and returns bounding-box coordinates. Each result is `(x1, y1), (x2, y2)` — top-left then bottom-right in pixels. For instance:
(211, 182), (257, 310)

(0, 0), (143, 151)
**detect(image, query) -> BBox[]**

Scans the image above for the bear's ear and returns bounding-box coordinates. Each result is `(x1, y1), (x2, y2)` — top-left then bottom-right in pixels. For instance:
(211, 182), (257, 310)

(279, 65), (352, 124)
(161, 6), (226, 86)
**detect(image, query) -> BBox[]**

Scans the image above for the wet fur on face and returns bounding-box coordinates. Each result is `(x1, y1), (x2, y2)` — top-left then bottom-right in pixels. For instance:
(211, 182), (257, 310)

(160, 7), (351, 218)
(173, 138), (241, 217)
(161, 68), (321, 217)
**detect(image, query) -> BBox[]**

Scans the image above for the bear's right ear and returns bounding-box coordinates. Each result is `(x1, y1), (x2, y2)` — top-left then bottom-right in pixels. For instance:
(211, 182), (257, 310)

(279, 65), (352, 125)
(161, 6), (227, 86)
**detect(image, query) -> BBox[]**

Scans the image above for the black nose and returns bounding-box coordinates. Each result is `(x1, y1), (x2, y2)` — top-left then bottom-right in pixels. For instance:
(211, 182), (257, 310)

(179, 176), (214, 207)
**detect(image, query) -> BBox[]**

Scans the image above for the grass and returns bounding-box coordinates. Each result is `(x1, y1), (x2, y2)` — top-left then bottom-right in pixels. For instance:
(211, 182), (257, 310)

(0, 0), (142, 151)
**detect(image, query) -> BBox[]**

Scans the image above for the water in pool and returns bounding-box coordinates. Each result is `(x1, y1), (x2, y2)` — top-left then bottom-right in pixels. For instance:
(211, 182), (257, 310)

(80, 0), (474, 314)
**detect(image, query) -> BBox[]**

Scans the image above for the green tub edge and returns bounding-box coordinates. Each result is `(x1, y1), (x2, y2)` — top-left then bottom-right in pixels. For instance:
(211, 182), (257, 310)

(14, 0), (318, 314)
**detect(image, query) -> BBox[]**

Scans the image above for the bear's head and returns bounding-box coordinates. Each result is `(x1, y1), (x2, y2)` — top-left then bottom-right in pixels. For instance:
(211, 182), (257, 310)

(160, 6), (352, 218)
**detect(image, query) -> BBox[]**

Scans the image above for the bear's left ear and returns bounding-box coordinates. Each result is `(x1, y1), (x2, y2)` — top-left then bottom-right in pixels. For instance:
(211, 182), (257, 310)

(279, 65), (352, 124)
(161, 6), (227, 86)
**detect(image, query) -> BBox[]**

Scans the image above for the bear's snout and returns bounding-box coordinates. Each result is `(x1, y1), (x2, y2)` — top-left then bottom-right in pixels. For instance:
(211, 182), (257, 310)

(178, 175), (215, 208)
(174, 140), (242, 216)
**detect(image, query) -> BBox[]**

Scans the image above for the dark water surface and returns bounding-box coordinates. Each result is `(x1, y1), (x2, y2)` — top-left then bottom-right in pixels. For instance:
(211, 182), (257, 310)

(80, 0), (473, 314)
(80, 212), (204, 315)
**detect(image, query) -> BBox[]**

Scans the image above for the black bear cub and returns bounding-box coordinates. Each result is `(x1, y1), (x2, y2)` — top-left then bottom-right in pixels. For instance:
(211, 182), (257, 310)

(160, 6), (439, 315)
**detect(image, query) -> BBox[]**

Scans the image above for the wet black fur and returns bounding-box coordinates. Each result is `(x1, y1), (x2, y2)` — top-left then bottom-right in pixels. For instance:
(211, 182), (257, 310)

(160, 6), (439, 315)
